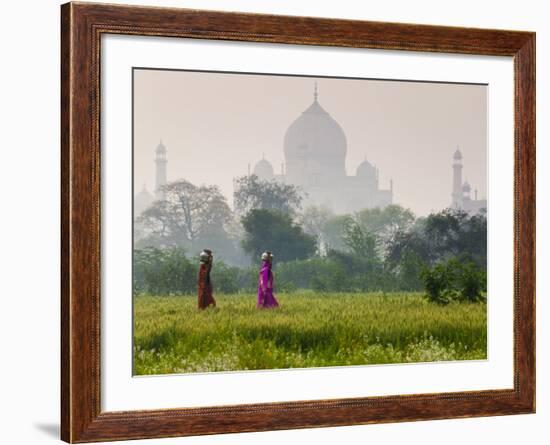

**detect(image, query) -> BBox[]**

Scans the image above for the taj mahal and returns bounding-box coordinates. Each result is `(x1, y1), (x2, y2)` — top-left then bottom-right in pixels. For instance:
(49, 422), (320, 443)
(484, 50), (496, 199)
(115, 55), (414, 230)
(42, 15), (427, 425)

(249, 84), (393, 213)
(135, 84), (394, 216)
(135, 83), (485, 217)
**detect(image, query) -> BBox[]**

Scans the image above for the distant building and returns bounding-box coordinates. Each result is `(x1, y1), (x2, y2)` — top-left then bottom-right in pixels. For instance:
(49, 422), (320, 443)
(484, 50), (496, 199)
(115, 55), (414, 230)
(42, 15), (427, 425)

(251, 84), (393, 214)
(134, 183), (154, 216)
(450, 148), (486, 214)
(154, 140), (168, 199)
(134, 140), (167, 216)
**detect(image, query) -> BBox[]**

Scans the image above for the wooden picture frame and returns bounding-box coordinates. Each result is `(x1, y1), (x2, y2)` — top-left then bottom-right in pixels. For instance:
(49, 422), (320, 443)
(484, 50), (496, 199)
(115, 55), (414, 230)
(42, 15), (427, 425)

(61, 2), (535, 442)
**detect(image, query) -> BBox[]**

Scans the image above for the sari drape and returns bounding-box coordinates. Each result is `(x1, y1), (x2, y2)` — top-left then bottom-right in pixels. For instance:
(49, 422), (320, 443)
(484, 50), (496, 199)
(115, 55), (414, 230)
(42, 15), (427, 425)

(198, 263), (216, 309)
(257, 260), (279, 308)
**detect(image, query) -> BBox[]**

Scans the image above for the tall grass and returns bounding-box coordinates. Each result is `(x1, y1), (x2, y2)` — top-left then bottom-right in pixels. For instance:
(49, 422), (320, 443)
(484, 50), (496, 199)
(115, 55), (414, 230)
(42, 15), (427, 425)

(133, 292), (487, 375)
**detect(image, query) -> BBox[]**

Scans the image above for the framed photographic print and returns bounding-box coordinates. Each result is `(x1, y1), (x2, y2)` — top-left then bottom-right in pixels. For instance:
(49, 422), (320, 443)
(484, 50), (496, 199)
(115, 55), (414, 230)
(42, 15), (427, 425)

(61, 2), (535, 442)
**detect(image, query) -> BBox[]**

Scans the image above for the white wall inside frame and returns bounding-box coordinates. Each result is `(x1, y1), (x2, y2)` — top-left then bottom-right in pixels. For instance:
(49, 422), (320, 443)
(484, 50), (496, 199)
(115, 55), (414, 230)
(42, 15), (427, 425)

(101, 33), (514, 412)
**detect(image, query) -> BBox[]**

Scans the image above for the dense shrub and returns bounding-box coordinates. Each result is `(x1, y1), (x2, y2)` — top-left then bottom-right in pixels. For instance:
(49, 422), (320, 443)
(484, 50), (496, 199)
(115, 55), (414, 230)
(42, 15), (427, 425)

(420, 262), (454, 305)
(275, 258), (344, 292)
(134, 247), (248, 295)
(420, 258), (486, 304)
(209, 262), (241, 294)
(134, 247), (419, 296)
(133, 247), (195, 295)
(274, 254), (399, 293)
(134, 247), (486, 298)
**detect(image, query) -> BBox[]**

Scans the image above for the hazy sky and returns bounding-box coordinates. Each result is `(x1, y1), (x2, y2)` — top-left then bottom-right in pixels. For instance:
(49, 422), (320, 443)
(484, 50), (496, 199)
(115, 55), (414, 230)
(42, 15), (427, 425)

(133, 68), (486, 216)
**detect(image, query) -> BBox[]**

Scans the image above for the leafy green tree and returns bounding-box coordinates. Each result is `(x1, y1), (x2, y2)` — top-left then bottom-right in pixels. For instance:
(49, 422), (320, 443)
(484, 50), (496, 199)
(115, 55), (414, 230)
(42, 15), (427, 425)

(135, 179), (238, 263)
(135, 200), (175, 248)
(162, 179), (232, 242)
(387, 209), (487, 268)
(385, 220), (432, 272)
(355, 204), (415, 248)
(321, 214), (349, 252)
(458, 261), (487, 302)
(395, 250), (425, 291)
(241, 209), (316, 263)
(455, 209), (487, 267)
(342, 217), (379, 260)
(423, 208), (464, 259)
(233, 175), (304, 215)
(299, 205), (334, 255)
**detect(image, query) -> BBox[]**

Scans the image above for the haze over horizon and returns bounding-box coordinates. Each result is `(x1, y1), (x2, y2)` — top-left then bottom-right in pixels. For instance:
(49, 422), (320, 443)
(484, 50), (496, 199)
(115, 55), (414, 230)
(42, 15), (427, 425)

(133, 68), (487, 217)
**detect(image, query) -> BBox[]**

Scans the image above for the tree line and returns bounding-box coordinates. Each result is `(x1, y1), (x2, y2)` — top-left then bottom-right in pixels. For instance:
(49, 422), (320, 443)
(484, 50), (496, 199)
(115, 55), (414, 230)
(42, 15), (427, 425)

(134, 175), (487, 300)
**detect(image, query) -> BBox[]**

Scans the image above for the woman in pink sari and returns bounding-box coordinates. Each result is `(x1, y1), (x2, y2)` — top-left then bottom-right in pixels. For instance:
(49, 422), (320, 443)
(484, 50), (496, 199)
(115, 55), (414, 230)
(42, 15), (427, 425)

(257, 251), (279, 309)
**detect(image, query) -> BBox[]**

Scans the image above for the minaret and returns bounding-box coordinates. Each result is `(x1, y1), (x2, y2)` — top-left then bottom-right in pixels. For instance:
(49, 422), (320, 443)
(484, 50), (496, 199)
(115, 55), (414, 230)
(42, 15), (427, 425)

(155, 140), (167, 199)
(314, 81), (318, 102)
(452, 147), (463, 208)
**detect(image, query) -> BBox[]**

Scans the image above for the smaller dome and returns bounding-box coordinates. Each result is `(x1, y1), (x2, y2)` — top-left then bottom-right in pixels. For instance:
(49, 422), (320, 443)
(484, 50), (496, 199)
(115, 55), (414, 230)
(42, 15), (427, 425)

(356, 159), (376, 178)
(135, 184), (154, 215)
(453, 148), (462, 160)
(138, 183), (152, 195)
(253, 158), (274, 179)
(462, 181), (471, 192)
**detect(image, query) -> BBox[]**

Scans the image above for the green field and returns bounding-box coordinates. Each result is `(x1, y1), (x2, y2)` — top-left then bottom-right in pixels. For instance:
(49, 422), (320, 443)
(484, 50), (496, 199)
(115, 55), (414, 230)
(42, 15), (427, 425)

(133, 292), (487, 375)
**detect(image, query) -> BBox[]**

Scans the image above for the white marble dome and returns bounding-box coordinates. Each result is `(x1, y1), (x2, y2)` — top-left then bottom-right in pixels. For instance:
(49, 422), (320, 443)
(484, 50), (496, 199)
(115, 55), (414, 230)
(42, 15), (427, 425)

(283, 98), (347, 162)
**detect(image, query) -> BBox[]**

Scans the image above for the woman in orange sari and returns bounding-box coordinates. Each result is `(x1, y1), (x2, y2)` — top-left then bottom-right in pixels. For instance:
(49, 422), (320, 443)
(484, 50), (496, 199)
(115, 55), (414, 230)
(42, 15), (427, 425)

(197, 249), (216, 309)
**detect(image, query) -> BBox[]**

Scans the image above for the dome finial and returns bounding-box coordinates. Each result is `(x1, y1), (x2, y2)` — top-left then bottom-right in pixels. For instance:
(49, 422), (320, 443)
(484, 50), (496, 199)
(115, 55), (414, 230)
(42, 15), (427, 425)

(314, 81), (318, 102)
